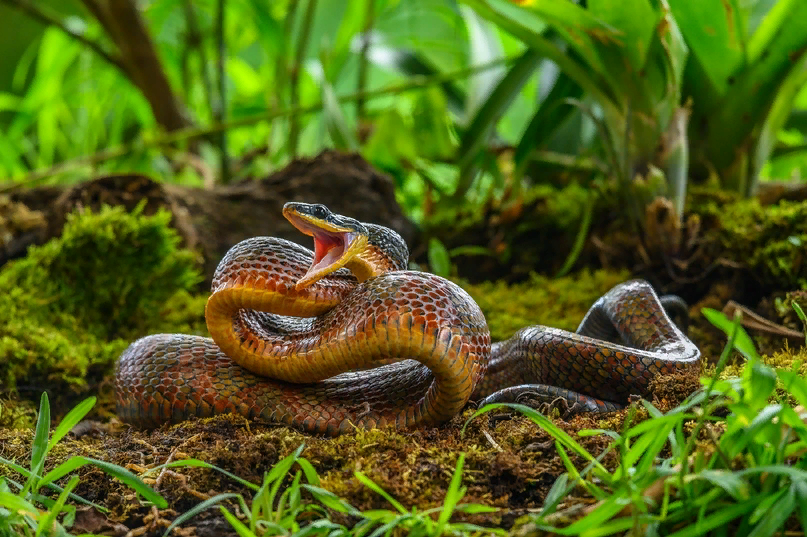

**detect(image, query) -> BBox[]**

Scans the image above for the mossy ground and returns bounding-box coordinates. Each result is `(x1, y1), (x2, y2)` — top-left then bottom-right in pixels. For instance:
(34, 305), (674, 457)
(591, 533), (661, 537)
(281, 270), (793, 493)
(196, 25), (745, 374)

(1, 199), (806, 535)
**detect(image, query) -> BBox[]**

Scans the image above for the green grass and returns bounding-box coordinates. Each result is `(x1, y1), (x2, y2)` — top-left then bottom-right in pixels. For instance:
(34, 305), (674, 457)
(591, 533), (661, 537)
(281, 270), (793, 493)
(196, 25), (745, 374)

(2, 310), (806, 536)
(145, 445), (504, 537)
(0, 393), (166, 537)
(465, 310), (807, 536)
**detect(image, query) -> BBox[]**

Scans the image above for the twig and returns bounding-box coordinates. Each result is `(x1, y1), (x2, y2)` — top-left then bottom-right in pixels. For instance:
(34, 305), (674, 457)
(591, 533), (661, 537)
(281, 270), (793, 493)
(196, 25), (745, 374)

(288, 0), (319, 157)
(215, 0), (230, 183)
(0, 55), (518, 190)
(82, 0), (192, 132)
(356, 0), (376, 124)
(181, 0), (214, 114)
(1, 0), (126, 74)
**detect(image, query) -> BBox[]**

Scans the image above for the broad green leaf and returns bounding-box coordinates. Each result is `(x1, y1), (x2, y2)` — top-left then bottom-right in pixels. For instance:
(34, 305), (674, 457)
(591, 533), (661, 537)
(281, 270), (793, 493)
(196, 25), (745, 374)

(461, 0), (617, 110)
(461, 6), (507, 120)
(228, 58), (264, 97)
(668, 0), (747, 95)
(748, 487), (787, 526)
(0, 489), (38, 516)
(777, 370), (807, 409)
(453, 503), (499, 514)
(588, 0), (658, 75)
(358, 34), (466, 115)
(514, 67), (583, 176)
(455, 49), (541, 194)
(744, 361), (777, 410)
(363, 109), (418, 174)
(427, 238), (451, 277)
(795, 480), (807, 531)
(412, 87), (456, 162)
(266, 444), (305, 484)
(326, 0), (371, 79)
(752, 51), (807, 182)
(560, 492), (633, 533)
(697, 0), (807, 191)
(295, 458), (320, 485)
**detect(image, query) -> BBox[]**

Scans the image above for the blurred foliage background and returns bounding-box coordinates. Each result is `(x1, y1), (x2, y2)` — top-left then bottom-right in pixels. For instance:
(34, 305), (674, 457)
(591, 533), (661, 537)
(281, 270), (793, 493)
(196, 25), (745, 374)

(0, 0), (806, 228)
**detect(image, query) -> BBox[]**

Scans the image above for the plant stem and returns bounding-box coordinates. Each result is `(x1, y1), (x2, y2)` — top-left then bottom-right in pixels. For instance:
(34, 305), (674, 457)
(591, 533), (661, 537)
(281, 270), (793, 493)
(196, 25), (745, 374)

(0, 0), (126, 74)
(1, 55), (517, 189)
(216, 0), (230, 183)
(181, 0), (214, 124)
(288, 0), (319, 157)
(81, 0), (193, 132)
(356, 0), (376, 124)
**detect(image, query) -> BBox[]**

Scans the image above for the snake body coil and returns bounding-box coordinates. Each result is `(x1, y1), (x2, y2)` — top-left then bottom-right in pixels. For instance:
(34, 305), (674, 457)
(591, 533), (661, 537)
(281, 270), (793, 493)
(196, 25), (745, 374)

(116, 203), (700, 435)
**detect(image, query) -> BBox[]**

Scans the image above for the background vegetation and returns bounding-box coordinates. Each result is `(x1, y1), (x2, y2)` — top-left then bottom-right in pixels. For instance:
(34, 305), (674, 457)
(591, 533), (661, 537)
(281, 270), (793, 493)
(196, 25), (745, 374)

(1, 0), (806, 228)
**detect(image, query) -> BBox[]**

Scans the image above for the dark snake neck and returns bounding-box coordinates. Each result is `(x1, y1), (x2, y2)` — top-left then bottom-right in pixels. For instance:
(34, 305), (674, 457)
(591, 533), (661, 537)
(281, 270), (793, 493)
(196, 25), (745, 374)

(347, 224), (409, 281)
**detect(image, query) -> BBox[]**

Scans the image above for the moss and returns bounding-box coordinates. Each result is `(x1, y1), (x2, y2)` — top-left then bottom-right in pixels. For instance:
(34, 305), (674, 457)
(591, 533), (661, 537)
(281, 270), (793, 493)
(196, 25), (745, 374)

(0, 204), (206, 397)
(0, 397), (37, 430)
(696, 196), (807, 289)
(717, 345), (807, 387)
(459, 268), (631, 341)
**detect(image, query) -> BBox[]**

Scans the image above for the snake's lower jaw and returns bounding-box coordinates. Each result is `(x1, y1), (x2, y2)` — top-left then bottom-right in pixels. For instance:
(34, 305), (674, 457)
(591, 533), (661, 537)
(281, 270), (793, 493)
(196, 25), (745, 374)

(294, 274), (318, 291)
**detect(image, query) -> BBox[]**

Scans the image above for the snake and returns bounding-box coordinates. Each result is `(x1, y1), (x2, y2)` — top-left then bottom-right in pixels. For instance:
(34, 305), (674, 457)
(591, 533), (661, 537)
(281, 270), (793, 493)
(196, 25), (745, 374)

(115, 202), (701, 436)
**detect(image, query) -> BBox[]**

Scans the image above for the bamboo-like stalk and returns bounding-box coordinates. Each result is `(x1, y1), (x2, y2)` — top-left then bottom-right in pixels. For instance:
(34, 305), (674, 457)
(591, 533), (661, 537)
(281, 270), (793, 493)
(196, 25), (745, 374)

(215, 0), (230, 183)
(288, 0), (319, 157)
(1, 56), (517, 190)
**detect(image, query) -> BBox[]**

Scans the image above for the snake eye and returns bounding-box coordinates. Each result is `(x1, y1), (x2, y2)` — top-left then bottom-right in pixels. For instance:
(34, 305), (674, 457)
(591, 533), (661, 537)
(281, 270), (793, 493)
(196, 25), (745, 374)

(311, 204), (329, 219)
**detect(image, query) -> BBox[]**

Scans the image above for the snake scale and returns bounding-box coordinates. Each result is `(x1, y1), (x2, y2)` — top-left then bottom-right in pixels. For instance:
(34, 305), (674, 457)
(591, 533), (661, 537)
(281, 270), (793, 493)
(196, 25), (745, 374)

(115, 202), (701, 436)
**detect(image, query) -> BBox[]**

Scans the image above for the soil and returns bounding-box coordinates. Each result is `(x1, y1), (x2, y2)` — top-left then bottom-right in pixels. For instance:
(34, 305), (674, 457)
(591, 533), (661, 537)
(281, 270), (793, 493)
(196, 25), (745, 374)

(0, 371), (701, 536)
(3, 150), (416, 286)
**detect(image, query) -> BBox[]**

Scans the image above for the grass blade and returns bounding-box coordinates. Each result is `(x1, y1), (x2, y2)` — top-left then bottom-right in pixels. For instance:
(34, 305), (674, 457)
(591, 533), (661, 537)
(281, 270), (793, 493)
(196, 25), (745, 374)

(701, 308), (760, 361)
(354, 471), (407, 514)
(27, 392), (51, 494)
(320, 76), (358, 151)
(219, 506), (258, 537)
(464, 403), (606, 474)
(435, 453), (466, 534)
(162, 493), (242, 537)
(35, 475), (78, 537)
(47, 397), (96, 453)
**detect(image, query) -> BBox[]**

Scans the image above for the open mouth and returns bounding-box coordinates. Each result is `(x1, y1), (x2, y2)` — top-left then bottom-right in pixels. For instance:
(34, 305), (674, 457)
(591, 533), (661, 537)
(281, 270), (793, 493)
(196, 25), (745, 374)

(284, 210), (359, 287)
(309, 228), (355, 275)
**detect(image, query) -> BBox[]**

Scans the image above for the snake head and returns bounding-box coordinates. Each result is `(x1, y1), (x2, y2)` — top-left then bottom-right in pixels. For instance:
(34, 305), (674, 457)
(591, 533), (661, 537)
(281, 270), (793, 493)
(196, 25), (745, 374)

(283, 202), (369, 290)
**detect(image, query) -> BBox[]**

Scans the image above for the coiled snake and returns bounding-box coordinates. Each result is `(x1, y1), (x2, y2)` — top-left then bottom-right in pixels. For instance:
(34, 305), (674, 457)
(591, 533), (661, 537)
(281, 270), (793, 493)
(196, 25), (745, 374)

(115, 202), (701, 436)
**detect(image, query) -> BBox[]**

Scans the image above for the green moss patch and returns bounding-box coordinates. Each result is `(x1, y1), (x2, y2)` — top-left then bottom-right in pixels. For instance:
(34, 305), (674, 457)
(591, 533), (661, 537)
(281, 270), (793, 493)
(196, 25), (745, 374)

(0, 204), (207, 413)
(460, 268), (631, 341)
(695, 195), (807, 289)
